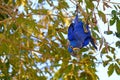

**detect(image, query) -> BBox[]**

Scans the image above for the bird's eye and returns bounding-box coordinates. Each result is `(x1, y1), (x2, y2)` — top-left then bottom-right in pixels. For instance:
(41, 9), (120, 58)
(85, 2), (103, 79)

(70, 46), (73, 49)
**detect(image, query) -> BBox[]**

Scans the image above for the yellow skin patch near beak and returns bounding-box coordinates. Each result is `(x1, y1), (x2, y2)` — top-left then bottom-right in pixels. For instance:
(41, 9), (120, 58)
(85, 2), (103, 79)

(73, 47), (80, 50)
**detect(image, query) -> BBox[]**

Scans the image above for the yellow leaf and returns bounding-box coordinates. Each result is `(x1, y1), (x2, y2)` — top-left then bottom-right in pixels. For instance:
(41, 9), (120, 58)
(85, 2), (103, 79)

(21, 0), (26, 6)
(63, 18), (70, 26)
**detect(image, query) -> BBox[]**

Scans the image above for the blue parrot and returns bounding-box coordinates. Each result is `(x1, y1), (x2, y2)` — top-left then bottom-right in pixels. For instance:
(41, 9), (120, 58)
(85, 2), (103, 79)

(68, 15), (97, 56)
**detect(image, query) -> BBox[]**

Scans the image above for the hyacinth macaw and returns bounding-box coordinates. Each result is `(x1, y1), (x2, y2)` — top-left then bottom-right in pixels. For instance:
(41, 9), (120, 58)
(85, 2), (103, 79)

(68, 15), (97, 56)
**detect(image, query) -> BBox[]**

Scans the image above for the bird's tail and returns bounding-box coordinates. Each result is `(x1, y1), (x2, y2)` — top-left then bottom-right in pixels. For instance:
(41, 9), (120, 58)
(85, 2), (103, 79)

(90, 37), (97, 50)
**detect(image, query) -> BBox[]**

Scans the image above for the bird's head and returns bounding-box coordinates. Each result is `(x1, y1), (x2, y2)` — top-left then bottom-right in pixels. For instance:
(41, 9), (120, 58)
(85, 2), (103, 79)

(68, 45), (73, 53)
(68, 45), (80, 57)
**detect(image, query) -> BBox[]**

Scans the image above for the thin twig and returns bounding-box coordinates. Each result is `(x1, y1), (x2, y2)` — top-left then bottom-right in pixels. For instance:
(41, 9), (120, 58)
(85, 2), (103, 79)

(104, 1), (120, 4)
(0, 18), (11, 23)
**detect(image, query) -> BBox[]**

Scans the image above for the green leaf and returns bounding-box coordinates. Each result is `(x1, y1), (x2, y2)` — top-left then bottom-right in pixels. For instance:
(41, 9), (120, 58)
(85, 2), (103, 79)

(32, 9), (48, 14)
(106, 55), (112, 61)
(64, 64), (72, 74)
(112, 10), (116, 15)
(48, 28), (52, 36)
(103, 61), (109, 67)
(104, 31), (113, 35)
(116, 59), (120, 65)
(110, 18), (115, 26)
(115, 32), (120, 38)
(4, 0), (9, 4)
(116, 41), (120, 48)
(98, 11), (107, 23)
(85, 0), (94, 10)
(110, 47), (115, 54)
(12, 23), (17, 30)
(0, 14), (9, 20)
(115, 64), (120, 75)
(79, 0), (83, 2)
(38, 0), (43, 3)
(116, 20), (120, 33)
(80, 48), (89, 52)
(93, 26), (99, 31)
(58, 0), (69, 10)
(57, 32), (66, 44)
(101, 47), (108, 54)
(107, 63), (114, 76)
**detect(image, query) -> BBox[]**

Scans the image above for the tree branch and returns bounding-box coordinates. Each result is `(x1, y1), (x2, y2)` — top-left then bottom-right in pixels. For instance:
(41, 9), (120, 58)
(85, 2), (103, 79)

(104, 1), (120, 4)
(0, 18), (11, 23)
(0, 5), (15, 19)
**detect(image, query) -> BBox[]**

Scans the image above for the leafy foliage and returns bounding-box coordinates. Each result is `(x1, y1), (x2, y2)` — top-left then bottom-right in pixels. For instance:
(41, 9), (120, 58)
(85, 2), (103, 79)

(0, 0), (120, 80)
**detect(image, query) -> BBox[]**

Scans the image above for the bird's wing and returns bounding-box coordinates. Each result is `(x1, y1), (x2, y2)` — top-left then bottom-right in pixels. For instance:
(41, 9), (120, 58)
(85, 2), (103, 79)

(68, 23), (76, 41)
(74, 21), (88, 41)
(74, 21), (92, 47)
